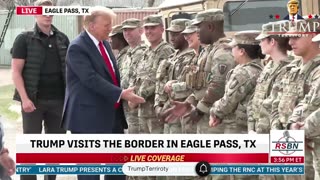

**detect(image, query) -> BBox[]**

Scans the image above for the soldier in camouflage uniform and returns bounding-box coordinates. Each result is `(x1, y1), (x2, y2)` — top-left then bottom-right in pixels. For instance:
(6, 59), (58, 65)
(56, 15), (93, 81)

(155, 19), (195, 134)
(287, 33), (320, 179)
(209, 31), (263, 180)
(121, 18), (147, 134)
(247, 21), (293, 135)
(171, 21), (202, 134)
(164, 9), (235, 137)
(109, 25), (129, 72)
(130, 15), (174, 134)
(269, 19), (320, 180)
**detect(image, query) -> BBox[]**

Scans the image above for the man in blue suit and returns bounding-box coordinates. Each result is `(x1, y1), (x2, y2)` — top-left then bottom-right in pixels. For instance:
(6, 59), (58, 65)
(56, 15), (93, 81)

(61, 6), (145, 180)
(283, 0), (304, 21)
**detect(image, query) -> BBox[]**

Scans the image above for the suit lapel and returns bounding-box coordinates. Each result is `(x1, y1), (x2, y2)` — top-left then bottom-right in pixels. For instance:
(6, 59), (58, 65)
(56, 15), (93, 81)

(103, 41), (121, 82)
(82, 32), (113, 79)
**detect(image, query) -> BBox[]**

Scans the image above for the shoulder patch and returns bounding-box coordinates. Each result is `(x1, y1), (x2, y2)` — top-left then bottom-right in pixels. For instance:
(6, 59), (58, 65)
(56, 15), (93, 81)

(219, 64), (228, 74)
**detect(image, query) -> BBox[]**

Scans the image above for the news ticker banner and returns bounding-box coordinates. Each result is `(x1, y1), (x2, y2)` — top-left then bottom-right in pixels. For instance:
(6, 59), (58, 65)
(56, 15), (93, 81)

(16, 164), (304, 176)
(16, 6), (92, 15)
(16, 130), (305, 176)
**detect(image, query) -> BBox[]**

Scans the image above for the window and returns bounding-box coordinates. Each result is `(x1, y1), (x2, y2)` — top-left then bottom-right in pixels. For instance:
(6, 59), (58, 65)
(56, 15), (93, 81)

(223, 0), (290, 31)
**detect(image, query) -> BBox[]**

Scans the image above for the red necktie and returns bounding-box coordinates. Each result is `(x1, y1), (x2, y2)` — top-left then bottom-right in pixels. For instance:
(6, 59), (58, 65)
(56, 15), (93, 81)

(98, 41), (120, 109)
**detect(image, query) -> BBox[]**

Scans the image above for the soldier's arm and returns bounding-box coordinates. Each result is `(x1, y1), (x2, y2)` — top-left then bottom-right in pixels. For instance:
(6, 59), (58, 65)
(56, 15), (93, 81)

(128, 47), (146, 88)
(169, 53), (195, 99)
(270, 81), (283, 130)
(288, 75), (320, 128)
(257, 66), (287, 131)
(247, 94), (256, 132)
(154, 59), (171, 108)
(210, 69), (255, 120)
(138, 45), (174, 99)
(304, 108), (320, 138)
(197, 50), (234, 114)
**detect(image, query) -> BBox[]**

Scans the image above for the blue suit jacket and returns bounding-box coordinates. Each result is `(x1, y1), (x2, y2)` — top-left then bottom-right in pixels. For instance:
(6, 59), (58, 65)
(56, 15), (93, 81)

(283, 14), (304, 20)
(61, 31), (127, 133)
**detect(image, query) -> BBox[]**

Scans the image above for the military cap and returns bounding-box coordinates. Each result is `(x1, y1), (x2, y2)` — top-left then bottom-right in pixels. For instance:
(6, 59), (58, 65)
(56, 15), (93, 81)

(143, 15), (163, 27)
(109, 25), (123, 37)
(229, 30), (261, 46)
(192, 9), (224, 25)
(256, 20), (290, 40)
(121, 18), (141, 29)
(312, 34), (320, 42)
(166, 19), (191, 32)
(34, 0), (53, 6)
(182, 20), (197, 34)
(285, 19), (320, 36)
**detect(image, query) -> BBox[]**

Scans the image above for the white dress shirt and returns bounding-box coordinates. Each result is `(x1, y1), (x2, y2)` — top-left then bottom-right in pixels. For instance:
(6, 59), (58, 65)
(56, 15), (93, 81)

(86, 30), (115, 72)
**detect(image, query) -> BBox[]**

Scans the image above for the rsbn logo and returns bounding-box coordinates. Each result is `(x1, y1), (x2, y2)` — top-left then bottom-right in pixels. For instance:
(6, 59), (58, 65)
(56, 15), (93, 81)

(272, 130), (303, 155)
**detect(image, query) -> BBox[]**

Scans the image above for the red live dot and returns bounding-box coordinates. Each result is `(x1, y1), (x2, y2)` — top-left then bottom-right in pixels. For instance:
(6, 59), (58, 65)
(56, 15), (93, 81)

(275, 14), (280, 19)
(16, 6), (42, 15)
(308, 14), (313, 19)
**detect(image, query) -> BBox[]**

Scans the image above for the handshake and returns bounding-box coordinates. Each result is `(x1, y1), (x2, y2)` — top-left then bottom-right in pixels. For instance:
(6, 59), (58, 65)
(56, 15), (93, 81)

(121, 87), (145, 109)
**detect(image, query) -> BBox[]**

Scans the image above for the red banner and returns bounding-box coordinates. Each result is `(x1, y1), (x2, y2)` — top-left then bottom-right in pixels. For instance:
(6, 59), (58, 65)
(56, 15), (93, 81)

(17, 153), (269, 163)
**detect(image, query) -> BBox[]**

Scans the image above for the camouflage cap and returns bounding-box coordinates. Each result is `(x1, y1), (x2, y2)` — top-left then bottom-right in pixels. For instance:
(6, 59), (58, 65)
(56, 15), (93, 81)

(121, 18), (141, 29)
(109, 25), (123, 37)
(166, 19), (191, 32)
(192, 9), (224, 25)
(229, 30), (261, 46)
(182, 20), (197, 34)
(256, 20), (290, 40)
(312, 34), (320, 42)
(285, 19), (320, 37)
(34, 0), (53, 6)
(143, 15), (163, 27)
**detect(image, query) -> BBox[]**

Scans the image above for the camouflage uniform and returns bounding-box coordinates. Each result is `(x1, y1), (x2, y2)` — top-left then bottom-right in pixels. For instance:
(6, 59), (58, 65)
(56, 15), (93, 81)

(287, 34), (320, 179)
(110, 25), (129, 80)
(247, 22), (292, 134)
(155, 19), (195, 134)
(269, 20), (320, 180)
(184, 10), (235, 135)
(121, 19), (147, 134)
(210, 31), (262, 180)
(173, 21), (201, 134)
(136, 15), (174, 134)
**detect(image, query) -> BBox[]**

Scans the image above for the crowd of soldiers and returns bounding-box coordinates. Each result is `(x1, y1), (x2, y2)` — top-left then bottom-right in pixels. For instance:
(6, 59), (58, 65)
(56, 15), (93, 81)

(108, 7), (320, 180)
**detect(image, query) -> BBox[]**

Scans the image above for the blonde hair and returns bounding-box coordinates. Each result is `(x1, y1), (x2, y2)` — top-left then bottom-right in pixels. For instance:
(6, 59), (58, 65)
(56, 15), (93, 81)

(83, 6), (116, 28)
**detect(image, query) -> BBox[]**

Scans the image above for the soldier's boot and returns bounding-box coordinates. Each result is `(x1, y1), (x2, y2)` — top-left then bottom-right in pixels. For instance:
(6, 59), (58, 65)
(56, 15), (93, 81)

(149, 117), (164, 134)
(196, 114), (224, 134)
